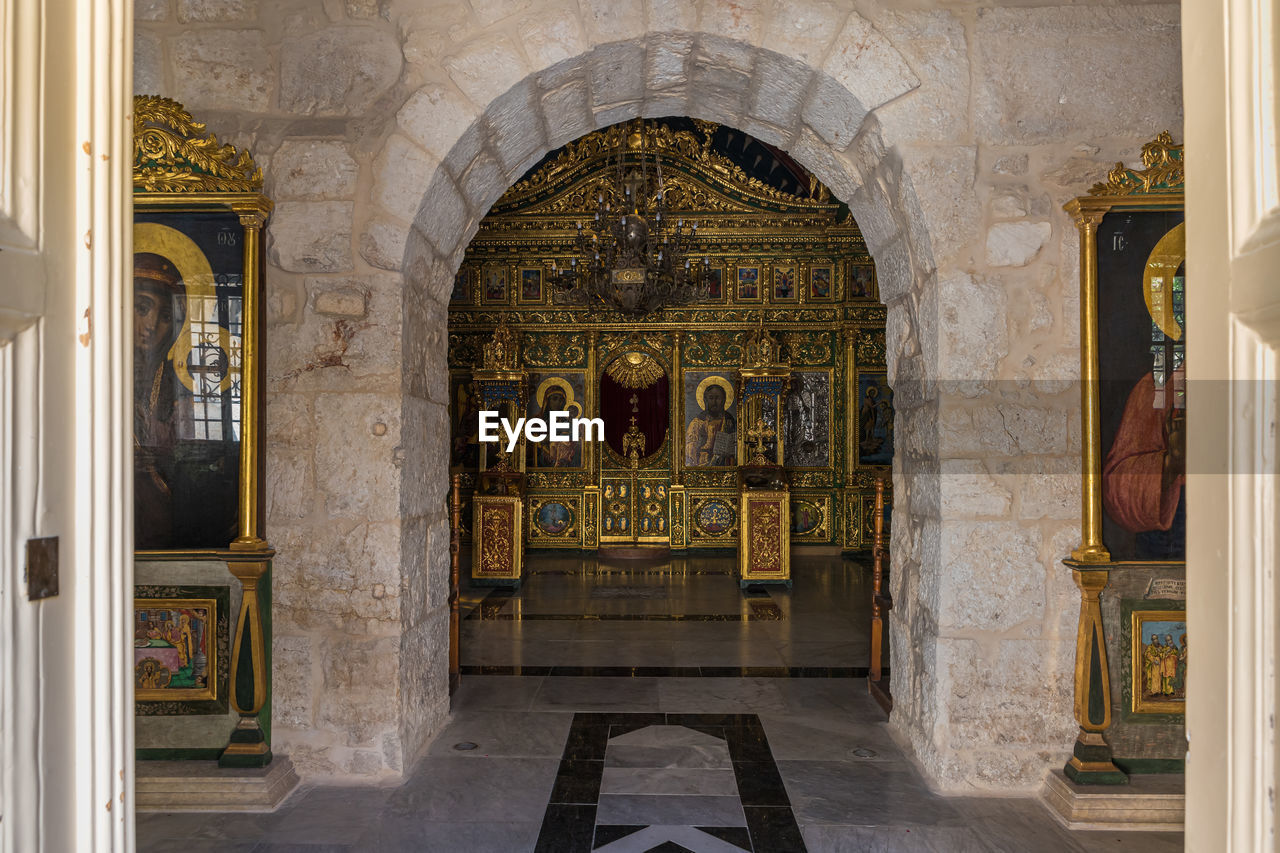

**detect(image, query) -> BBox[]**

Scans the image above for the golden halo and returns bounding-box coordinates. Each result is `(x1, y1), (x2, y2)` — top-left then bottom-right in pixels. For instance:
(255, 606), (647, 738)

(535, 376), (576, 410)
(134, 222), (233, 393)
(1143, 221), (1185, 342)
(695, 375), (735, 410)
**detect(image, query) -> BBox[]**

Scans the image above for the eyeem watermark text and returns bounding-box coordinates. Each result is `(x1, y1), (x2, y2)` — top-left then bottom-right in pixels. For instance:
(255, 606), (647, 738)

(479, 411), (605, 453)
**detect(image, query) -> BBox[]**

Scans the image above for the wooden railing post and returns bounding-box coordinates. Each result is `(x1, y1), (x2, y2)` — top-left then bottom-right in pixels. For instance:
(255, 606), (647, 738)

(868, 476), (893, 713)
(449, 473), (462, 695)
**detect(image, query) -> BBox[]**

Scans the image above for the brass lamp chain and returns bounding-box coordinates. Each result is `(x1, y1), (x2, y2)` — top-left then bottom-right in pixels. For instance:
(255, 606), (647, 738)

(552, 122), (710, 316)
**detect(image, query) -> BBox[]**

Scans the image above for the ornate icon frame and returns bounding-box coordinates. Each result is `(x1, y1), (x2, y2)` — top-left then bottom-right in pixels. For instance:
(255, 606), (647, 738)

(1065, 132), (1185, 566)
(132, 96), (272, 558)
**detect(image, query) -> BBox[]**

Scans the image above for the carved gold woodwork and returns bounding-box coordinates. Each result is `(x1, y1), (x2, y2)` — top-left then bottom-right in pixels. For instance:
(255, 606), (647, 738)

(473, 497), (523, 586)
(1067, 133), (1185, 565)
(134, 96), (264, 194)
(448, 117), (893, 553)
(1059, 133), (1185, 786)
(133, 96), (275, 767)
(739, 492), (791, 586)
(1089, 131), (1184, 197)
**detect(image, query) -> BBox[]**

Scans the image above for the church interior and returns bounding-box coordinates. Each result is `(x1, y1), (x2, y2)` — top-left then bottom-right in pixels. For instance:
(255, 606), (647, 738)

(14, 0), (1273, 850)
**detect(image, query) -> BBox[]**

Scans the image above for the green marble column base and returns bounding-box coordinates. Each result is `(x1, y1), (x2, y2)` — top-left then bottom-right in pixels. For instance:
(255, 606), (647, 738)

(1063, 734), (1128, 785)
(219, 718), (273, 769)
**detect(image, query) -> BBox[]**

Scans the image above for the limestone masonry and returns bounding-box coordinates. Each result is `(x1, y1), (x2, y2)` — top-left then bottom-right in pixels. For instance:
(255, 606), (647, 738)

(135, 0), (1182, 791)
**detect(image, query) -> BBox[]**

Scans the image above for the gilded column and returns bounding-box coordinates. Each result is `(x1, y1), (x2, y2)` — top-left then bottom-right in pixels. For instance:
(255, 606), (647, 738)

(1063, 565), (1126, 784)
(1067, 205), (1111, 563)
(220, 551), (274, 767)
(222, 201), (273, 768)
(587, 330), (599, 481)
(670, 332), (687, 549)
(231, 204), (269, 553)
(584, 330), (600, 550)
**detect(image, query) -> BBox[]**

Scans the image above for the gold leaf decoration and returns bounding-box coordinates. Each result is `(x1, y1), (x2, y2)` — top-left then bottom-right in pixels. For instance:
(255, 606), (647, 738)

(133, 95), (263, 193)
(604, 351), (665, 389)
(493, 118), (838, 215)
(782, 331), (832, 365)
(523, 333), (588, 367)
(856, 329), (886, 365)
(1088, 131), (1184, 197)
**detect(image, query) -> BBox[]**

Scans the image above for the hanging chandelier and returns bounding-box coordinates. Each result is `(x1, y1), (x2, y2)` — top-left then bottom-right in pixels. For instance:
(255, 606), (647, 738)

(551, 124), (710, 316)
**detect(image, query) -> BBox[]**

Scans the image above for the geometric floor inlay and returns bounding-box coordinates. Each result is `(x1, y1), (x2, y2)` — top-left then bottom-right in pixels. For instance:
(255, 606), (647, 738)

(534, 713), (805, 852)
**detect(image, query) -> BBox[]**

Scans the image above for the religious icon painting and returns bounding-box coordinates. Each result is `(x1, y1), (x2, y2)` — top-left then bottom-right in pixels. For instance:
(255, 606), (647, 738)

(135, 598), (218, 701)
(535, 501), (573, 535)
(682, 371), (738, 467)
(133, 210), (249, 552)
(849, 264), (876, 298)
(772, 264), (798, 301)
(1094, 213), (1187, 562)
(450, 372), (481, 470)
(518, 266), (544, 304)
(526, 372), (587, 469)
(735, 266), (761, 301)
(855, 373), (894, 466)
(134, 583), (230, 715)
(784, 371), (832, 468)
(451, 265), (472, 303)
(809, 264), (834, 300)
(481, 264), (509, 305)
(704, 266), (725, 301)
(529, 498), (578, 544)
(693, 497), (736, 538)
(789, 497), (828, 539)
(1129, 608), (1187, 714)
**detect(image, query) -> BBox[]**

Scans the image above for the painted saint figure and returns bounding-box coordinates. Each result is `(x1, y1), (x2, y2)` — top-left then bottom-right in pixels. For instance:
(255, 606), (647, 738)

(1174, 633), (1188, 693)
(1102, 367), (1185, 557)
(685, 378), (737, 466)
(1102, 255), (1186, 560)
(530, 377), (582, 468)
(1143, 633), (1164, 696)
(1160, 633), (1179, 695)
(133, 252), (191, 549)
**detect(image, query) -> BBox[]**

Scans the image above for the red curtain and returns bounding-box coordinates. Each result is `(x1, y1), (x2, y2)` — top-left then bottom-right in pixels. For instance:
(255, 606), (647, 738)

(600, 370), (669, 460)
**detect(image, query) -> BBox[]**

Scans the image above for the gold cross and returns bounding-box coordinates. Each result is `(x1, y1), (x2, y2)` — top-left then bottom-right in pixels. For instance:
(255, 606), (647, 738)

(746, 417), (775, 464)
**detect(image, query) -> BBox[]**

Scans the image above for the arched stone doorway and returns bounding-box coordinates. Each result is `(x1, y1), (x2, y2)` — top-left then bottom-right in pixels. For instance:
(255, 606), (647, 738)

(386, 32), (946, 785)
(210, 6), (1171, 793)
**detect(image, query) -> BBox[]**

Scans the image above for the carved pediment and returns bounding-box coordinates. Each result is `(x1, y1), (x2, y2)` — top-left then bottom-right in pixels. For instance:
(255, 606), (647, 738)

(133, 95), (263, 194)
(488, 118), (841, 220)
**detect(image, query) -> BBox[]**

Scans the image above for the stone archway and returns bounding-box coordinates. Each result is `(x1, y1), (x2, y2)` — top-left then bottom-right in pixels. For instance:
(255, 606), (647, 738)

(387, 30), (949, 787)
(129, 0), (1184, 796)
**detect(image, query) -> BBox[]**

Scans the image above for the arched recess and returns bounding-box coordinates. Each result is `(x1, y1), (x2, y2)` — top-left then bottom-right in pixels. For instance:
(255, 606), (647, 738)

(385, 31), (942, 781)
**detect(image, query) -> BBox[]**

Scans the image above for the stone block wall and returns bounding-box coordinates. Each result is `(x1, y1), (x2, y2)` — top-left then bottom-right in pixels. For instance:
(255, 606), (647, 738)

(135, 0), (1182, 791)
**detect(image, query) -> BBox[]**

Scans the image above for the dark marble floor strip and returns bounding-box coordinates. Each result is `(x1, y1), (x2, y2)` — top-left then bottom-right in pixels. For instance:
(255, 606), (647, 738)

(535, 804), (597, 853)
(534, 713), (805, 853)
(529, 569), (736, 577)
(460, 664), (878, 678)
(464, 611), (786, 622)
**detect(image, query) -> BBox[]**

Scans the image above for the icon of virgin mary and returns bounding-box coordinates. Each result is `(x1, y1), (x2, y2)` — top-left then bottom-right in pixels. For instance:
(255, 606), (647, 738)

(133, 251), (191, 549)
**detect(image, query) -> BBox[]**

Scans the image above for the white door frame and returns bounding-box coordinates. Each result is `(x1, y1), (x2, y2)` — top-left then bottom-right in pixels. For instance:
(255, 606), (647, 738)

(1184, 0), (1280, 848)
(1, 0), (134, 849)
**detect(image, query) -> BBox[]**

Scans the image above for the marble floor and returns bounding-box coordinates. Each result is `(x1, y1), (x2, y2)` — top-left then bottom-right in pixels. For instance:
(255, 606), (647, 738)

(136, 555), (1185, 851)
(137, 676), (1183, 852)
(460, 551), (880, 674)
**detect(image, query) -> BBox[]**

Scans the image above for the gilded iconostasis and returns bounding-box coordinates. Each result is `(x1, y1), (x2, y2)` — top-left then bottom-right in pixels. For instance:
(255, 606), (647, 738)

(448, 118), (892, 552)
